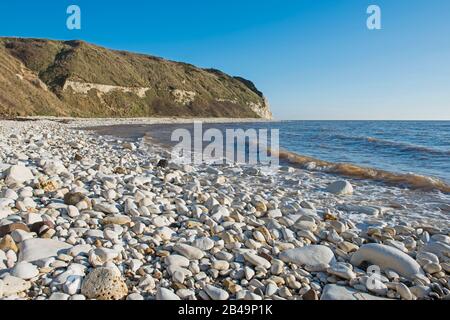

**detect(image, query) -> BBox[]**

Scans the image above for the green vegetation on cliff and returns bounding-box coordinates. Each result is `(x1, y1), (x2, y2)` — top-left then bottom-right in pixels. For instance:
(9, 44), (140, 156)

(0, 37), (272, 119)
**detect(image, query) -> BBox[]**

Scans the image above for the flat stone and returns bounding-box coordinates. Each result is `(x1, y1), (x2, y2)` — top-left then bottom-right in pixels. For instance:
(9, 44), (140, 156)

(127, 293), (144, 300)
(243, 252), (271, 269)
(211, 260), (229, 271)
(42, 160), (68, 176)
(5, 165), (34, 185)
(204, 284), (229, 300)
(420, 241), (450, 260)
(94, 203), (119, 214)
(165, 254), (190, 267)
(102, 215), (131, 225)
(1, 275), (31, 296)
(156, 287), (181, 300)
(192, 237), (215, 251)
(63, 275), (83, 295)
(89, 247), (119, 266)
(0, 207), (13, 219)
(279, 245), (336, 271)
(350, 243), (425, 280)
(0, 223), (30, 237)
(152, 216), (171, 227)
(11, 261), (39, 280)
(173, 243), (205, 260)
(11, 229), (34, 243)
(320, 284), (391, 300)
(49, 292), (70, 300)
(18, 238), (72, 263)
(327, 262), (356, 280)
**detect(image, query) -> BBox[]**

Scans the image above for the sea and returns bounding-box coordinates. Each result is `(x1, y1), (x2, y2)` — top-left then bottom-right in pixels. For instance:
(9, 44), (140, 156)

(88, 120), (450, 227)
(111, 121), (448, 191)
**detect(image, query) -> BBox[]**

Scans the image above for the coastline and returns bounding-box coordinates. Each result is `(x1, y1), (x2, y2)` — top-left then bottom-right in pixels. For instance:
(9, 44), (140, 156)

(0, 118), (449, 300)
(73, 119), (450, 194)
(2, 116), (277, 125)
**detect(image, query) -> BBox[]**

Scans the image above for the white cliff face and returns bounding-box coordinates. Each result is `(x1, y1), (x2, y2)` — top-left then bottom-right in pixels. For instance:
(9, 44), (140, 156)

(215, 97), (273, 119)
(171, 89), (197, 105)
(247, 97), (273, 120)
(63, 80), (150, 98)
(62, 80), (272, 119)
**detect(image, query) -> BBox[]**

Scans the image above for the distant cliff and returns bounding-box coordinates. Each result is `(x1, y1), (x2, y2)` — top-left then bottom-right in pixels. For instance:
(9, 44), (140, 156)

(0, 37), (272, 119)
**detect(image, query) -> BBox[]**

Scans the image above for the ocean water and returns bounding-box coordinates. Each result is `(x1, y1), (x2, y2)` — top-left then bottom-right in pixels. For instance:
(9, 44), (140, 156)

(85, 120), (450, 228)
(89, 120), (450, 193)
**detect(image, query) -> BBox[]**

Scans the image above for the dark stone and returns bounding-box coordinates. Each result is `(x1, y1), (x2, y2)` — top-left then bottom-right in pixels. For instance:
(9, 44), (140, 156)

(74, 154), (83, 161)
(29, 221), (55, 233)
(0, 222), (30, 237)
(113, 167), (127, 174)
(157, 159), (169, 168)
(260, 251), (273, 262)
(64, 192), (86, 206)
(302, 289), (318, 300)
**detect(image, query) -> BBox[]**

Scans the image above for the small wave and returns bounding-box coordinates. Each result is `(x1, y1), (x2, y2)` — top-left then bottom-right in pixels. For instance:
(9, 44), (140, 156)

(333, 134), (450, 156)
(273, 149), (450, 193)
(365, 137), (450, 155)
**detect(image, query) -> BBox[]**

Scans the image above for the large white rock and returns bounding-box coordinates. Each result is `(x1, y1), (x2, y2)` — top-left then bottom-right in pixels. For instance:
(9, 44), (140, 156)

(165, 254), (190, 267)
(42, 160), (68, 176)
(243, 252), (271, 269)
(350, 243), (425, 280)
(1, 275), (31, 296)
(63, 275), (83, 295)
(0, 206), (13, 219)
(326, 180), (353, 195)
(5, 165), (34, 185)
(192, 237), (215, 251)
(419, 241), (450, 260)
(18, 238), (72, 263)
(320, 284), (391, 300)
(156, 287), (181, 300)
(279, 245), (336, 270)
(88, 248), (119, 266)
(173, 243), (205, 260)
(11, 261), (39, 280)
(204, 284), (229, 300)
(94, 202), (119, 214)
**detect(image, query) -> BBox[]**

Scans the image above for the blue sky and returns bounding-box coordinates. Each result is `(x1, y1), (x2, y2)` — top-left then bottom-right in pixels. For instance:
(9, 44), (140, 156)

(1, 0), (449, 120)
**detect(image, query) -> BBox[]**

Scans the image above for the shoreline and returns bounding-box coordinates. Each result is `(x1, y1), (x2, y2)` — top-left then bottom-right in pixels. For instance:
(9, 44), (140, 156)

(0, 119), (449, 301)
(77, 120), (450, 194)
(1, 116), (278, 126)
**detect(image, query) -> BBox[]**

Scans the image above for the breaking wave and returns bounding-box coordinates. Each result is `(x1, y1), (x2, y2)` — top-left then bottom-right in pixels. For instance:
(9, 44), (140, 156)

(274, 149), (450, 193)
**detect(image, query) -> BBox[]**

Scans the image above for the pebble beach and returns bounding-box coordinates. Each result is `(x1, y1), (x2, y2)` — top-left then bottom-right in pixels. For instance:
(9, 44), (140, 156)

(0, 118), (449, 301)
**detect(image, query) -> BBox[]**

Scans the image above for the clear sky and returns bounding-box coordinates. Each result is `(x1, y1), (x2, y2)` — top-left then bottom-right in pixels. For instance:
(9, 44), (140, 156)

(1, 0), (449, 120)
